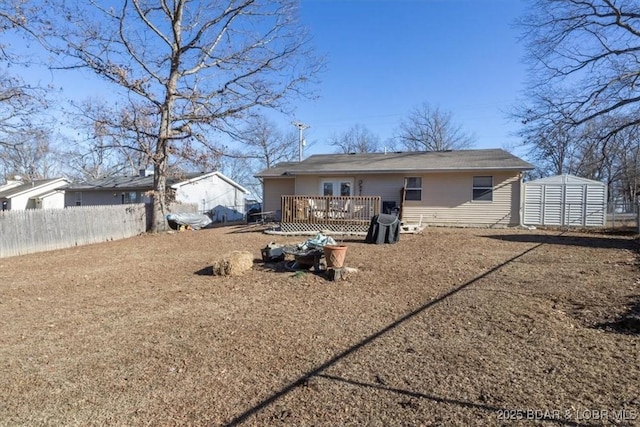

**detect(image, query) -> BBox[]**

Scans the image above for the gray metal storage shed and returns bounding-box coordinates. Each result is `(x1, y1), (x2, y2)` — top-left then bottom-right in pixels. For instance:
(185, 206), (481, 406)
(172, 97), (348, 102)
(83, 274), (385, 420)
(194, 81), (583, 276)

(523, 174), (607, 227)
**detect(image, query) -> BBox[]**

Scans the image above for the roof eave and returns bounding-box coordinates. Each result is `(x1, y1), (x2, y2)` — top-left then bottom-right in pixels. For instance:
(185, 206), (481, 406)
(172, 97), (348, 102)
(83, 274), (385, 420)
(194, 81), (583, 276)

(169, 171), (249, 193)
(284, 166), (534, 175)
(169, 172), (217, 189)
(4, 178), (70, 198)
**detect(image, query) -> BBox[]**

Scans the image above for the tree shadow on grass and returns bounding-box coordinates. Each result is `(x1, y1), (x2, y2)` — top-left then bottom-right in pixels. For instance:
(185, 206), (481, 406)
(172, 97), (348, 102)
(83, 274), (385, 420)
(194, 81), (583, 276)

(312, 374), (584, 427)
(222, 239), (586, 427)
(596, 295), (640, 335)
(484, 233), (638, 251)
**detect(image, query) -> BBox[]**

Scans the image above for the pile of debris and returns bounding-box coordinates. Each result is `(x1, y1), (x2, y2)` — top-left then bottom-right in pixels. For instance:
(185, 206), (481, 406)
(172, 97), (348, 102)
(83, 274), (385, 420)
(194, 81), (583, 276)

(261, 234), (358, 281)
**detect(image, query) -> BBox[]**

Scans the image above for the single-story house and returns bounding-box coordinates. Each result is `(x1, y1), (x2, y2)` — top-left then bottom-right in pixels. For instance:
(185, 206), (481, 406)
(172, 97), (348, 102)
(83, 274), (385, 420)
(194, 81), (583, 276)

(255, 148), (534, 232)
(65, 170), (249, 222)
(0, 177), (70, 211)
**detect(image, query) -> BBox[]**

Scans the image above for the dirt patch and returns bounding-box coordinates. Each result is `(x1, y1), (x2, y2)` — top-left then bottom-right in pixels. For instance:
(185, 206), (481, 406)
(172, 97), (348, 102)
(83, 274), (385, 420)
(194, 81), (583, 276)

(1, 226), (639, 426)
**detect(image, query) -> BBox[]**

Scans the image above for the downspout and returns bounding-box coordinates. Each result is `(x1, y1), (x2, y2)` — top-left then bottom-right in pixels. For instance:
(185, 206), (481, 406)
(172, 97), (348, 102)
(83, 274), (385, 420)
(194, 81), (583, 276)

(519, 172), (525, 227)
(259, 177), (265, 212)
(520, 172), (535, 230)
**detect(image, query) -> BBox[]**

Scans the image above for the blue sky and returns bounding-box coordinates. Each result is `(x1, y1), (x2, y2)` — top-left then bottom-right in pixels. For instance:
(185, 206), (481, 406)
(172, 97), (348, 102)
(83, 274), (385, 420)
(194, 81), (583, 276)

(289, 0), (529, 156)
(3, 0), (530, 159)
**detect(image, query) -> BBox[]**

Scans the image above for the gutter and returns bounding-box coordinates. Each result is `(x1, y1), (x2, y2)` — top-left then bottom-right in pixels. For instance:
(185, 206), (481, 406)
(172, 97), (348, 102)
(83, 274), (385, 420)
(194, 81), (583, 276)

(281, 167), (535, 176)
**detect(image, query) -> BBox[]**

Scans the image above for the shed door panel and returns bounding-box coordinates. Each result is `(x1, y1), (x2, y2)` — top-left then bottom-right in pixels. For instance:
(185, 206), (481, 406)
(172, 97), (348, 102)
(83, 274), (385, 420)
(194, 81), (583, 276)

(542, 186), (563, 226)
(564, 185), (585, 226)
(585, 186), (606, 226)
(523, 185), (543, 225)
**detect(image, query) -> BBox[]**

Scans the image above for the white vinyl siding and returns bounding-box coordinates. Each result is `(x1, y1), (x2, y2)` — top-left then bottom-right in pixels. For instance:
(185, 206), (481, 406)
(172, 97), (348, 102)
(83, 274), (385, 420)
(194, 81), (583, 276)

(7, 180), (70, 211)
(173, 174), (246, 220)
(37, 191), (66, 210)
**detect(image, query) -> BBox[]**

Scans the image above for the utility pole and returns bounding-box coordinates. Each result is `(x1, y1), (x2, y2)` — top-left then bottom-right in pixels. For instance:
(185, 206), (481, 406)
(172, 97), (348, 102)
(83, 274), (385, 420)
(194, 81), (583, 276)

(292, 121), (310, 162)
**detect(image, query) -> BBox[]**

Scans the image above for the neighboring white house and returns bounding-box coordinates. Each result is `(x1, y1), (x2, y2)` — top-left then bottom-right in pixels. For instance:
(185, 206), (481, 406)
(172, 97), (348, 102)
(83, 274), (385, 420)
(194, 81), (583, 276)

(65, 170), (249, 222)
(169, 171), (249, 222)
(0, 178), (70, 211)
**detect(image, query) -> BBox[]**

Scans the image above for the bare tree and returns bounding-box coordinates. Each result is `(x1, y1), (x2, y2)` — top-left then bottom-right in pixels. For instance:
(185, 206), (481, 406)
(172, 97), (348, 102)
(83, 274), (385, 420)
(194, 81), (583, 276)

(0, 71), (51, 146)
(520, 0), (640, 139)
(24, 0), (322, 231)
(235, 115), (298, 168)
(0, 69), (57, 183)
(65, 98), (159, 178)
(329, 124), (380, 154)
(222, 114), (298, 199)
(63, 143), (128, 181)
(613, 127), (640, 209)
(394, 103), (475, 151)
(515, 90), (581, 176)
(0, 128), (60, 181)
(0, 2), (33, 45)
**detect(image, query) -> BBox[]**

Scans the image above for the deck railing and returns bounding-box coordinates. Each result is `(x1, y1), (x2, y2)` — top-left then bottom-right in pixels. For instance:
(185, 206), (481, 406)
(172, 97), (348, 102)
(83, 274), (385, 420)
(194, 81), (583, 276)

(281, 195), (381, 226)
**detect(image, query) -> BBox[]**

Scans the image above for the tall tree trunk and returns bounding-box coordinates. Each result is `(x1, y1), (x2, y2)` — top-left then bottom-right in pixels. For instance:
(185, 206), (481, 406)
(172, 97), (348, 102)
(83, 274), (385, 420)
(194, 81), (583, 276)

(151, 105), (172, 233)
(151, 155), (167, 232)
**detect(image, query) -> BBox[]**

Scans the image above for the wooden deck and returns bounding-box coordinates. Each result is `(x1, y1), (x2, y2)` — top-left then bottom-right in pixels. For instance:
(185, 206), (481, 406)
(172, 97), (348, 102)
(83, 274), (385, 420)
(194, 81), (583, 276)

(280, 195), (381, 233)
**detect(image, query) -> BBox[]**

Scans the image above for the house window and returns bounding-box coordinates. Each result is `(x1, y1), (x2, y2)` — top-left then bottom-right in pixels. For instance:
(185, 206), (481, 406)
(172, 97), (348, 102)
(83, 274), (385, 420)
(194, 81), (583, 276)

(1, 200), (7, 211)
(320, 179), (353, 197)
(404, 177), (422, 201)
(75, 192), (82, 206)
(472, 176), (493, 202)
(121, 192), (138, 204)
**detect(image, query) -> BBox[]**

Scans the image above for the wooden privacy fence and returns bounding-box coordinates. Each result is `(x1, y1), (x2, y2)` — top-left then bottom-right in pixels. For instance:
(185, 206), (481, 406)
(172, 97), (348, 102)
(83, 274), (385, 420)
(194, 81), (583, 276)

(0, 204), (148, 258)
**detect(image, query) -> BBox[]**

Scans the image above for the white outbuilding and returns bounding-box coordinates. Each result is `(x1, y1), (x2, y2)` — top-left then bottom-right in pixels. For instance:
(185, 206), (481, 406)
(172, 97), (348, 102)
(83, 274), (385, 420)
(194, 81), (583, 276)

(523, 174), (607, 227)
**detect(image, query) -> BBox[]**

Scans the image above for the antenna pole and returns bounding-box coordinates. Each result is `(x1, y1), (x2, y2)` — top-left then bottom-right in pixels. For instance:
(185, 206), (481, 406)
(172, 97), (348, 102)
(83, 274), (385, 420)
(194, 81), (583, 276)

(292, 121), (310, 162)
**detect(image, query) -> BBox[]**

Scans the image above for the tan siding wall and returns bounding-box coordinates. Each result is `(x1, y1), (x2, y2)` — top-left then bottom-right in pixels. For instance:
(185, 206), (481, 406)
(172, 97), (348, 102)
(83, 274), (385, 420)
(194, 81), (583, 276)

(292, 173), (404, 201)
(357, 174), (404, 202)
(402, 172), (521, 226)
(295, 176), (317, 195)
(264, 171), (522, 227)
(263, 178), (295, 213)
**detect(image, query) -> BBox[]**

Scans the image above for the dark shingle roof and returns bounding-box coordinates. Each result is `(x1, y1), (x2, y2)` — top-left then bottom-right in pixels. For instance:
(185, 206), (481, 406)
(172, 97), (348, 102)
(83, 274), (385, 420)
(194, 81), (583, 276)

(256, 149), (534, 177)
(67, 172), (212, 191)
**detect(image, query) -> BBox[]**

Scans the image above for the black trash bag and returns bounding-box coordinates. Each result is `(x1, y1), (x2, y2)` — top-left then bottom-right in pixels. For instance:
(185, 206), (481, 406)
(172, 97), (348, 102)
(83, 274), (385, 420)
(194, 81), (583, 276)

(365, 214), (400, 244)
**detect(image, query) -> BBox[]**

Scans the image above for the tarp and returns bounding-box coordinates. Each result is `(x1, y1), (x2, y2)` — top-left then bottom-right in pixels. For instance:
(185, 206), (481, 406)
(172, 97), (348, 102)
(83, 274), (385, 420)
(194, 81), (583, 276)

(365, 214), (400, 244)
(282, 233), (338, 256)
(299, 233), (337, 250)
(166, 212), (213, 230)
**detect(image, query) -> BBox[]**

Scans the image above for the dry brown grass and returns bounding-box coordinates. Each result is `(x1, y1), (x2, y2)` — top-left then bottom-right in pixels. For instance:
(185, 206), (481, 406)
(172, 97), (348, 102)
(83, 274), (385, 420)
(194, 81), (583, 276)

(1, 225), (639, 426)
